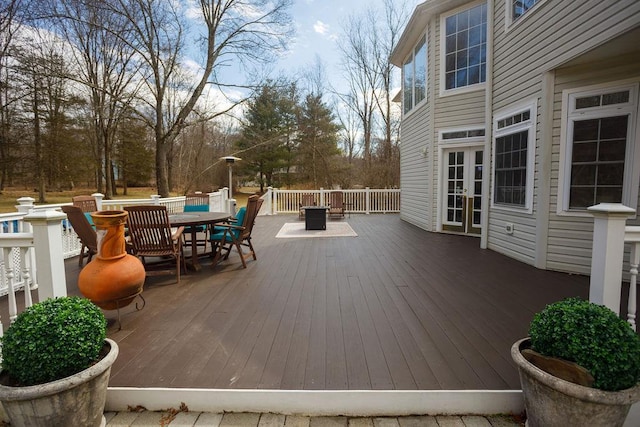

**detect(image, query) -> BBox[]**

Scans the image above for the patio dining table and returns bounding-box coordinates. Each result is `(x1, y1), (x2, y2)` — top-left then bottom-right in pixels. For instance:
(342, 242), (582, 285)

(168, 211), (230, 271)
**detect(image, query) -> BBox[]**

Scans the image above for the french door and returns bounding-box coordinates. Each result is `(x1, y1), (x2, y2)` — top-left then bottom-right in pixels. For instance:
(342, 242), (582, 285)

(442, 148), (483, 235)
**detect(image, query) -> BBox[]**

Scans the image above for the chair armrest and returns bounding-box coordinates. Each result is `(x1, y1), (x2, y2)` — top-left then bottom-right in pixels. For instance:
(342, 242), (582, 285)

(215, 223), (246, 232)
(171, 226), (185, 240)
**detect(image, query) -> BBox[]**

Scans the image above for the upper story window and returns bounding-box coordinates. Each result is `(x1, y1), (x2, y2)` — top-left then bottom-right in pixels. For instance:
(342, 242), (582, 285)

(403, 35), (427, 114)
(512, 0), (540, 21)
(442, 2), (487, 92)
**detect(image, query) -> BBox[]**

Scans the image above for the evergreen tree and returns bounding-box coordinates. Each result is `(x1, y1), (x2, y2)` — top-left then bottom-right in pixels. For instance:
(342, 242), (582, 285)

(296, 94), (340, 188)
(237, 81), (298, 192)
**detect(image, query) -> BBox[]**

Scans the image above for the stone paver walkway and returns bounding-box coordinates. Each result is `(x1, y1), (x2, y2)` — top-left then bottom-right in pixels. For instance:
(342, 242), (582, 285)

(104, 411), (525, 426)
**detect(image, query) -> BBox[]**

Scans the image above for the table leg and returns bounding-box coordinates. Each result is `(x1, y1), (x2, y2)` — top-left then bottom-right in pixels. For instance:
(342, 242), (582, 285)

(189, 228), (202, 271)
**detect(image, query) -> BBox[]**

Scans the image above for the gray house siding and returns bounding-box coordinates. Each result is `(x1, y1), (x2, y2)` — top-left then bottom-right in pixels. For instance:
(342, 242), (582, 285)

(547, 58), (640, 274)
(488, 0), (640, 271)
(400, 102), (432, 230)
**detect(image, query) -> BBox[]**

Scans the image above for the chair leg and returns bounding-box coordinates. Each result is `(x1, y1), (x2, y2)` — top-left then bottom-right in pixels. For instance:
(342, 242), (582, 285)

(176, 252), (181, 283)
(79, 245), (86, 266)
(234, 241), (247, 268)
(246, 238), (257, 260)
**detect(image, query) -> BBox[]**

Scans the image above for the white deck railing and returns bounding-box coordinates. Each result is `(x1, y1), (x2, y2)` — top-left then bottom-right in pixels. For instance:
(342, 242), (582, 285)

(0, 210), (68, 335)
(588, 204), (639, 331)
(262, 187), (401, 215)
(0, 189), (231, 261)
(625, 226), (640, 331)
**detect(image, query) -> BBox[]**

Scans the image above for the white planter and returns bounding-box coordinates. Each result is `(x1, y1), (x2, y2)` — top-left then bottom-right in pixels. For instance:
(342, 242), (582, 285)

(511, 338), (640, 427)
(0, 338), (118, 427)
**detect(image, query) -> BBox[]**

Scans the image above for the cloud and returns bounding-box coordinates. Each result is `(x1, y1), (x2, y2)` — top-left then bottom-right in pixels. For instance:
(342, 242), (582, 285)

(313, 20), (330, 35)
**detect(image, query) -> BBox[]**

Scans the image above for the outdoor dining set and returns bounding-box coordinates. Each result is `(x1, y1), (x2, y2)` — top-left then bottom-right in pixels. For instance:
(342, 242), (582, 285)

(62, 193), (264, 286)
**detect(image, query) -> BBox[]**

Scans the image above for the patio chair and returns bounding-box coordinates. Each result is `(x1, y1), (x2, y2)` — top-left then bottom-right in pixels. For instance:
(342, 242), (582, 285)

(185, 193), (210, 208)
(328, 191), (345, 219)
(124, 205), (185, 283)
(61, 205), (97, 266)
(183, 193), (211, 254)
(210, 195), (263, 268)
(298, 193), (317, 220)
(72, 195), (98, 226)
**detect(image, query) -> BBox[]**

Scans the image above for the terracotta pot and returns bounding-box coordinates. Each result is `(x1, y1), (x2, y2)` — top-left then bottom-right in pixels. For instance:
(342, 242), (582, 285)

(0, 338), (118, 427)
(511, 338), (640, 427)
(78, 210), (145, 310)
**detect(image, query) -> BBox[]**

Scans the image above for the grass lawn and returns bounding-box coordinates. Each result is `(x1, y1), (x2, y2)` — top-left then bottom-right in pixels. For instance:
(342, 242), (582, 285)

(0, 188), (255, 214)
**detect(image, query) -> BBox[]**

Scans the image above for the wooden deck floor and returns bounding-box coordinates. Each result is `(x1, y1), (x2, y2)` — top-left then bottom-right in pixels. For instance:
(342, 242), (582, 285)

(61, 214), (590, 391)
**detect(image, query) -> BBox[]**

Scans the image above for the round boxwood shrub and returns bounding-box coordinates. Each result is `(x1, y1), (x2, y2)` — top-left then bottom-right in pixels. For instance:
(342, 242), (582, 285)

(529, 297), (640, 391)
(1, 296), (107, 386)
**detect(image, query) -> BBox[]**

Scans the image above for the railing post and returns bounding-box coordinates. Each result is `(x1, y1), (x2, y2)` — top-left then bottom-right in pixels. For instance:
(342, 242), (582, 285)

(151, 195), (161, 205)
(629, 242), (639, 331)
(320, 188), (325, 207)
(366, 187), (371, 215)
(23, 209), (68, 300)
(92, 193), (105, 210)
(265, 187), (274, 215)
(588, 203), (636, 314)
(273, 188), (280, 215)
(16, 197), (34, 233)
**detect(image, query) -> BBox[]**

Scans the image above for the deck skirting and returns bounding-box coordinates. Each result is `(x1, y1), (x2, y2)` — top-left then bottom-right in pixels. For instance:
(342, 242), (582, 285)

(106, 388), (524, 416)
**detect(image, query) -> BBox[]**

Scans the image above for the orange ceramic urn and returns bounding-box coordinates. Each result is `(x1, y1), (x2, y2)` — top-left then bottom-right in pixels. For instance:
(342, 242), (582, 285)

(78, 210), (145, 310)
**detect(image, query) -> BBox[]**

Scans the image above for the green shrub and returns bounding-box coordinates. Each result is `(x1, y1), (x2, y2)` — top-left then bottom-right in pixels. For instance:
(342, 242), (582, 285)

(529, 297), (640, 391)
(1, 296), (107, 386)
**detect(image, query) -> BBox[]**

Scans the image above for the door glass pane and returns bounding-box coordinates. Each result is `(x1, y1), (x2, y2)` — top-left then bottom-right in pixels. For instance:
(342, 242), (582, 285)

(446, 151), (464, 226)
(472, 150), (483, 227)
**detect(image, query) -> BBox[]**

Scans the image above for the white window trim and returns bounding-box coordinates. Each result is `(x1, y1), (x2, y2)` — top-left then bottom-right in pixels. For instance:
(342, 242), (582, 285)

(504, 0), (548, 31)
(438, 126), (486, 147)
(436, 127), (486, 232)
(557, 81), (640, 217)
(402, 32), (428, 117)
(439, 0), (487, 98)
(490, 99), (537, 214)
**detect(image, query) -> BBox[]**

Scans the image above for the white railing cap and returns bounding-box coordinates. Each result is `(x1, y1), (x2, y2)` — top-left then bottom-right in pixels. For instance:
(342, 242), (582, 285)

(587, 203), (636, 216)
(23, 209), (67, 223)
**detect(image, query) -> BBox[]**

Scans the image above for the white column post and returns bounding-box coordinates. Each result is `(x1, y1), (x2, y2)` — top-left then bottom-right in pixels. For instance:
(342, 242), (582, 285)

(23, 209), (68, 300)
(16, 197), (35, 232)
(151, 195), (161, 205)
(588, 203), (636, 314)
(92, 193), (105, 210)
(16, 196), (35, 213)
(366, 187), (371, 215)
(266, 187), (274, 215)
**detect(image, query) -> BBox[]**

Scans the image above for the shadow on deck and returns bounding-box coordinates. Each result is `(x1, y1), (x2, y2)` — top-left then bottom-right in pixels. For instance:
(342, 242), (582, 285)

(58, 214), (590, 392)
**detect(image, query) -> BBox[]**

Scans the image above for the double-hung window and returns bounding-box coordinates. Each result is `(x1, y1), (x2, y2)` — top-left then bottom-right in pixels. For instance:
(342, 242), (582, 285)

(559, 83), (639, 213)
(403, 35), (426, 114)
(442, 2), (487, 93)
(492, 101), (536, 211)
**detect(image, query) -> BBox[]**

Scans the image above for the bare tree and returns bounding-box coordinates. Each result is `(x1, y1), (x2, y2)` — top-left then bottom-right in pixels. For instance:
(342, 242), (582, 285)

(0, 0), (28, 190)
(337, 0), (410, 187)
(12, 35), (77, 201)
(111, 0), (294, 197)
(372, 0), (409, 187)
(336, 14), (377, 181)
(49, 0), (142, 198)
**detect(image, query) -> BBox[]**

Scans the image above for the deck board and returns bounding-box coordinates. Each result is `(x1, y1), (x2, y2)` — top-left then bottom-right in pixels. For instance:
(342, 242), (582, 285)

(51, 214), (595, 391)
